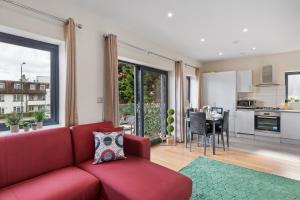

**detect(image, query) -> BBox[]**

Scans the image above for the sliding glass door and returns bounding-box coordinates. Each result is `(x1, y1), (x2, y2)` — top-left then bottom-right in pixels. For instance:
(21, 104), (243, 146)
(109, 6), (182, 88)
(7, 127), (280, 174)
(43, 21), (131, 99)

(118, 61), (168, 142)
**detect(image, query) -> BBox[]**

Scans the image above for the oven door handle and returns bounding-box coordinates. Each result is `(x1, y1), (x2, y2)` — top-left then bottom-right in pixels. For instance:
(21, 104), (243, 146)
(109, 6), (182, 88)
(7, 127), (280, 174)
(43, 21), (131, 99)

(256, 116), (278, 119)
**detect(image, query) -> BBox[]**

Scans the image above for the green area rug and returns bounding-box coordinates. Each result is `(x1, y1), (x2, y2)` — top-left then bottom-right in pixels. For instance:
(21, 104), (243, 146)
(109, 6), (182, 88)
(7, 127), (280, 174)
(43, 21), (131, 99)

(180, 157), (300, 200)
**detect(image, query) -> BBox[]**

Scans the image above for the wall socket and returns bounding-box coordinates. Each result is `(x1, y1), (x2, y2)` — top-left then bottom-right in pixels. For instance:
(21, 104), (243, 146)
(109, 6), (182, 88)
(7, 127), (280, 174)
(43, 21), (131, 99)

(97, 97), (104, 104)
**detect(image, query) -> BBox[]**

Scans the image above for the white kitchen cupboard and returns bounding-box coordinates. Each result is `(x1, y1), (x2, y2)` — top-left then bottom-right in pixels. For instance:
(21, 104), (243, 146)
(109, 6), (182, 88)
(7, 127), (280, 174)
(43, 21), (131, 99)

(237, 70), (252, 92)
(235, 110), (255, 135)
(281, 112), (300, 140)
(203, 71), (237, 133)
(203, 73), (216, 107)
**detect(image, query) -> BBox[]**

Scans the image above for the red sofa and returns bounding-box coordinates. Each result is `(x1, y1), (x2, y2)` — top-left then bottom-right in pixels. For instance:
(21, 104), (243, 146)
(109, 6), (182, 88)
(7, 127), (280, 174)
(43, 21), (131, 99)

(0, 122), (192, 200)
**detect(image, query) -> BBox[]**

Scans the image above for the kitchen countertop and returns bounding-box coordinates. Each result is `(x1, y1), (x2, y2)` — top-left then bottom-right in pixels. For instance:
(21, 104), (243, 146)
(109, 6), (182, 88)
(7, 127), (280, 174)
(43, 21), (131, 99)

(236, 108), (300, 113)
(280, 110), (300, 113)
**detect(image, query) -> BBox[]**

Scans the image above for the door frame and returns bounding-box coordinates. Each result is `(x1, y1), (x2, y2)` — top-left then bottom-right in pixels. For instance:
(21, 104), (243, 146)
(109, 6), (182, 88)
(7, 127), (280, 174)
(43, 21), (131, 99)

(118, 60), (168, 138)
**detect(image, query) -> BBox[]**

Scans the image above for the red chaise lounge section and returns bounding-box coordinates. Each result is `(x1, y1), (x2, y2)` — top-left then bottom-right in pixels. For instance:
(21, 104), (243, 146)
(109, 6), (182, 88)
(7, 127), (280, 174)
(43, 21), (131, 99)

(71, 122), (192, 200)
(0, 122), (192, 200)
(0, 128), (99, 200)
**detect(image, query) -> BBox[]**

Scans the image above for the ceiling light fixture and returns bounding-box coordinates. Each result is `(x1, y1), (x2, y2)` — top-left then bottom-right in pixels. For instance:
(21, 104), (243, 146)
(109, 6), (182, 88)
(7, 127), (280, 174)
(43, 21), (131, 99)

(167, 12), (173, 18)
(200, 38), (206, 43)
(243, 28), (249, 33)
(252, 47), (257, 50)
(218, 52), (223, 56)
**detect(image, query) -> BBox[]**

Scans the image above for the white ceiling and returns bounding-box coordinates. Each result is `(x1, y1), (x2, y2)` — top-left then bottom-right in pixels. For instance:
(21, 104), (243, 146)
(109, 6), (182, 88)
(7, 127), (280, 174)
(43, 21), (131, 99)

(74, 0), (300, 62)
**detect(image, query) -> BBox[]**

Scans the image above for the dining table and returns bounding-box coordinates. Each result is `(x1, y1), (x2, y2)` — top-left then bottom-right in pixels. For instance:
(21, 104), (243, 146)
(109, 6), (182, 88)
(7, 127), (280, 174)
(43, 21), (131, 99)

(184, 114), (223, 155)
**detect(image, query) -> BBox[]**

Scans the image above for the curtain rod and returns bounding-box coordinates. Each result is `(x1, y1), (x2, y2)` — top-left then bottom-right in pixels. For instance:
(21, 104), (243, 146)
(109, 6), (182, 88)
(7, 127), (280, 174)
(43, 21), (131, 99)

(1, 0), (83, 29)
(116, 39), (198, 69)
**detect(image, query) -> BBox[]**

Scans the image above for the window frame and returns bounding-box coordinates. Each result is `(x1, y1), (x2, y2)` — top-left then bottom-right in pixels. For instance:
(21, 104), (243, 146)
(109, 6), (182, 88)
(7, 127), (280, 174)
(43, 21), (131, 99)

(30, 84), (36, 90)
(0, 32), (59, 131)
(14, 83), (22, 90)
(118, 60), (169, 141)
(0, 95), (4, 102)
(186, 76), (191, 104)
(40, 84), (46, 90)
(285, 71), (300, 102)
(0, 82), (5, 89)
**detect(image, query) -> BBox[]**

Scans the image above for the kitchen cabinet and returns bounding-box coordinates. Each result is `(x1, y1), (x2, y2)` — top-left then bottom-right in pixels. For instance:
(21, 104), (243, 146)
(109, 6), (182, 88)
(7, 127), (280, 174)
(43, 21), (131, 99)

(281, 112), (300, 140)
(235, 110), (255, 134)
(203, 71), (237, 133)
(237, 70), (252, 92)
(203, 71), (237, 111)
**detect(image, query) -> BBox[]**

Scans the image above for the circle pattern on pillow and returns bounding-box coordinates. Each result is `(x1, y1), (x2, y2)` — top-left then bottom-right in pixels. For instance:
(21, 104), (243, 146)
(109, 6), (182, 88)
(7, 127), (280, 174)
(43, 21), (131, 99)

(100, 149), (115, 162)
(93, 130), (125, 164)
(103, 136), (113, 146)
(115, 134), (123, 147)
(95, 137), (100, 149)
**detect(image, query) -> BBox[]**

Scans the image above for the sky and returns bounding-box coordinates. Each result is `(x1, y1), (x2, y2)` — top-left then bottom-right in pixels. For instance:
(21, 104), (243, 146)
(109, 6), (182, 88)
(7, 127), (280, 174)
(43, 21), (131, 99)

(0, 42), (50, 82)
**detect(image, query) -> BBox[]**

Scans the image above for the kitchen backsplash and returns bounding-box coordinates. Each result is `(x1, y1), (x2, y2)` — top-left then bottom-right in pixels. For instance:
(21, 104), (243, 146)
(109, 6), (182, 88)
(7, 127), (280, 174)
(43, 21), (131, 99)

(238, 86), (286, 107)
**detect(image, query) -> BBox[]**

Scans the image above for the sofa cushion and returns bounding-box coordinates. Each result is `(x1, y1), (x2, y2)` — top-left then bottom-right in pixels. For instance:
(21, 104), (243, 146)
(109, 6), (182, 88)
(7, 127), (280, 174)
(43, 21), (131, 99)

(71, 122), (114, 164)
(0, 167), (100, 200)
(93, 130), (125, 164)
(0, 127), (73, 188)
(78, 155), (192, 200)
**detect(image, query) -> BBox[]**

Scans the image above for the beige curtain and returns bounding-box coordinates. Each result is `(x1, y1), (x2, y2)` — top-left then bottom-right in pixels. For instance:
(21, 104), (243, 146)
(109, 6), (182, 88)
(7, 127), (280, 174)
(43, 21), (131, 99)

(104, 34), (119, 126)
(196, 68), (203, 110)
(65, 18), (78, 127)
(175, 61), (185, 142)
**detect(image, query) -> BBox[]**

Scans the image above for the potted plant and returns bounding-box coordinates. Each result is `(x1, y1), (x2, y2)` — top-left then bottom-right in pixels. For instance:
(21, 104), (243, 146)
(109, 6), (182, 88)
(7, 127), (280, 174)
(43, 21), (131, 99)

(34, 111), (45, 129)
(21, 121), (30, 132)
(31, 122), (38, 130)
(166, 108), (175, 144)
(5, 112), (21, 133)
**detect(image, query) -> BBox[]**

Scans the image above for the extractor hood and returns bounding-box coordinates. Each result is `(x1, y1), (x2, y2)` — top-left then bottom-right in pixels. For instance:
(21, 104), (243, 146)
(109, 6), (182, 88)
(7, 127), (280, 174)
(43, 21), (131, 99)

(256, 65), (280, 87)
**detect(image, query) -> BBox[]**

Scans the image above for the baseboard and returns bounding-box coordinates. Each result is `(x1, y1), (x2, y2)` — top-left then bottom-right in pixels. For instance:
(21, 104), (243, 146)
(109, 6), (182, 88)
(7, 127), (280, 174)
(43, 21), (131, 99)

(236, 133), (255, 140)
(255, 135), (281, 143)
(280, 138), (300, 145)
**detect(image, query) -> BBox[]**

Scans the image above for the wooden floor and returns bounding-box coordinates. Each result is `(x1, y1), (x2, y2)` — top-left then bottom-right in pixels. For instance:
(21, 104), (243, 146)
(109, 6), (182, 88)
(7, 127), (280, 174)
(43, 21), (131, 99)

(151, 137), (300, 181)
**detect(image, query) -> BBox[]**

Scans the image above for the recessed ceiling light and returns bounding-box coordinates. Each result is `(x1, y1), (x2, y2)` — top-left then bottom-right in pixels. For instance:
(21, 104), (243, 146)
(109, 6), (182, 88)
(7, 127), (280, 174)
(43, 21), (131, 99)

(252, 47), (257, 50)
(200, 38), (206, 43)
(218, 52), (223, 56)
(167, 12), (173, 18)
(243, 28), (249, 33)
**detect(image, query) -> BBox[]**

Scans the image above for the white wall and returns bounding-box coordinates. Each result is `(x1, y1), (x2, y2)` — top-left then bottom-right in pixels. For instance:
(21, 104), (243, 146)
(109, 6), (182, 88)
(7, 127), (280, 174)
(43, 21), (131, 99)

(0, 0), (201, 124)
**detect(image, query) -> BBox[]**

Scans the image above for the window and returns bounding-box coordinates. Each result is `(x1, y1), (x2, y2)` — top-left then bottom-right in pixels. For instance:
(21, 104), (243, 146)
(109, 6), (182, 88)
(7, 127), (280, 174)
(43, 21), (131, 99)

(0, 107), (4, 114)
(0, 95), (4, 102)
(28, 105), (34, 112)
(0, 32), (59, 131)
(30, 84), (36, 90)
(286, 72), (300, 103)
(0, 82), (5, 89)
(14, 83), (22, 90)
(186, 76), (191, 105)
(29, 95), (35, 101)
(38, 105), (45, 111)
(13, 106), (23, 113)
(40, 84), (46, 90)
(118, 61), (168, 141)
(13, 94), (23, 102)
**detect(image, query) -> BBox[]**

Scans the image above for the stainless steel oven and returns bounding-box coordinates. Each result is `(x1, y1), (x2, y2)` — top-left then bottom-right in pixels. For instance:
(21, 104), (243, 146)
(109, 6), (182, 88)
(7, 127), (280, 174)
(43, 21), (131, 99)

(255, 111), (280, 133)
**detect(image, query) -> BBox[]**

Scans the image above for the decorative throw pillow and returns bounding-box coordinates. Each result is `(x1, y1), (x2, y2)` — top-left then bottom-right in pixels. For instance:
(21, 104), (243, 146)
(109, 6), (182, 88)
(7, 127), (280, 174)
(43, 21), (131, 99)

(93, 130), (125, 164)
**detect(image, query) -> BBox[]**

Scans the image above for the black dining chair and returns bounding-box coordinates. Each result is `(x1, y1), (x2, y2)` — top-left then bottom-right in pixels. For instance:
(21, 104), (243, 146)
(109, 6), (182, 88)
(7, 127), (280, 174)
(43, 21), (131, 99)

(189, 112), (211, 155)
(208, 107), (223, 135)
(211, 107), (223, 114)
(186, 108), (195, 140)
(216, 111), (229, 150)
